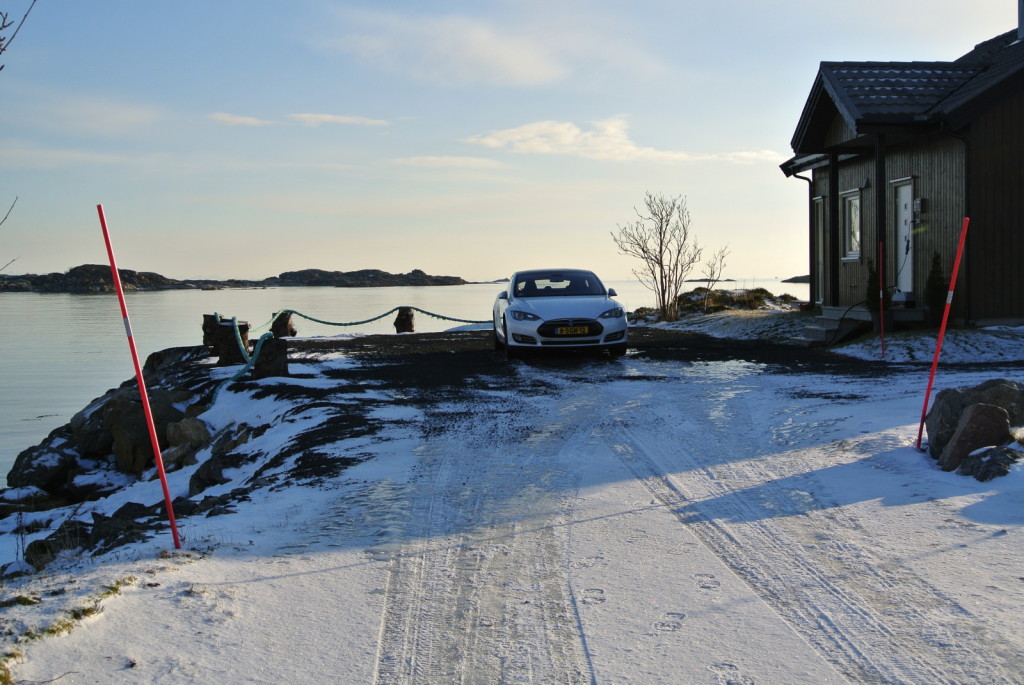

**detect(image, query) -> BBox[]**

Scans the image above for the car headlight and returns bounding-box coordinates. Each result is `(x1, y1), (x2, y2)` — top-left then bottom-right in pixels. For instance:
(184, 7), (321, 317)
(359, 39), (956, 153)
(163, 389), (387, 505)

(599, 307), (624, 319)
(509, 310), (541, 321)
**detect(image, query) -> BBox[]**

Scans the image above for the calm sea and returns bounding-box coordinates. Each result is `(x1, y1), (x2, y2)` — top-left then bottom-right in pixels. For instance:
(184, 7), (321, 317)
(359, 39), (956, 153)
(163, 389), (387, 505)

(0, 279), (807, 484)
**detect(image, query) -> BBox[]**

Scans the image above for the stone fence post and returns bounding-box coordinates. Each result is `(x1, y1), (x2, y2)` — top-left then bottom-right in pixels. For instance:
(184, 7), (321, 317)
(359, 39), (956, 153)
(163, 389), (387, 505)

(394, 307), (415, 333)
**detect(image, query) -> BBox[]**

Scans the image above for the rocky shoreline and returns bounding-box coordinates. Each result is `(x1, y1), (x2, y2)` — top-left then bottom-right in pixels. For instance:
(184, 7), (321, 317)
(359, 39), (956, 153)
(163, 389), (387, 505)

(2, 323), (1021, 580)
(0, 264), (467, 293)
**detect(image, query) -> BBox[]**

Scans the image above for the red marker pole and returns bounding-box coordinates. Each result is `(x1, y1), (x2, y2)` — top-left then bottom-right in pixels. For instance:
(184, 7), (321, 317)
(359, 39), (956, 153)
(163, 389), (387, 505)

(96, 205), (182, 549)
(878, 241), (886, 360)
(915, 217), (971, 450)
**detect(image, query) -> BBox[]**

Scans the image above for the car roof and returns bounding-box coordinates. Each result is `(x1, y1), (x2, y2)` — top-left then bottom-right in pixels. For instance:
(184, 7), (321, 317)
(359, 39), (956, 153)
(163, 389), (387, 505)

(512, 268), (599, 280)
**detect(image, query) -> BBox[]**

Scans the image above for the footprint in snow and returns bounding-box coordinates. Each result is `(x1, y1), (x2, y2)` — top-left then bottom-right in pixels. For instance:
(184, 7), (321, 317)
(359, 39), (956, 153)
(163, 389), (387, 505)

(653, 612), (686, 631)
(710, 662), (756, 685)
(694, 573), (721, 589)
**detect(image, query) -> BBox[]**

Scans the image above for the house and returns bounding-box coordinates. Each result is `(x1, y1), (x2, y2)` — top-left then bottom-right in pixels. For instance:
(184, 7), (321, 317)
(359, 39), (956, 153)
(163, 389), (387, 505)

(781, 7), (1024, 343)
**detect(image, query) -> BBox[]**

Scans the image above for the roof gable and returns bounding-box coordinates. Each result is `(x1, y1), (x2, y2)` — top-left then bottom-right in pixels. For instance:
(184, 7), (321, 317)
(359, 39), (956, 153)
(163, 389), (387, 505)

(789, 29), (1024, 154)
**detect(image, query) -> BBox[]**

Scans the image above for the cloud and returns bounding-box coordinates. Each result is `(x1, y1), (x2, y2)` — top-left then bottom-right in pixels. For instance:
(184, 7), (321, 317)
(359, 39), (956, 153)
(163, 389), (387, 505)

(7, 94), (167, 137)
(287, 113), (389, 127)
(393, 156), (507, 169)
(0, 140), (130, 168)
(466, 117), (785, 163)
(324, 11), (567, 87)
(208, 113), (278, 127)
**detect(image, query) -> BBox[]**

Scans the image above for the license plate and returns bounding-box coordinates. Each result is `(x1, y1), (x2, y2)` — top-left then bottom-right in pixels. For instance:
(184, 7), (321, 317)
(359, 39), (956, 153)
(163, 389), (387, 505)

(556, 326), (590, 335)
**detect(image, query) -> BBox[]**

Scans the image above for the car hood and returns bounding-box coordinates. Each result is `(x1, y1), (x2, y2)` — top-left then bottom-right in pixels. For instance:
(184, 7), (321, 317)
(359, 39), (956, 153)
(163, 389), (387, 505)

(511, 296), (619, 320)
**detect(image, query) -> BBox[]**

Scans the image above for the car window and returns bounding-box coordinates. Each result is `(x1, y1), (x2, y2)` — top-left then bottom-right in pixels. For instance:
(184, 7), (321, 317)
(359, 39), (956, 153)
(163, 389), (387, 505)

(513, 273), (604, 297)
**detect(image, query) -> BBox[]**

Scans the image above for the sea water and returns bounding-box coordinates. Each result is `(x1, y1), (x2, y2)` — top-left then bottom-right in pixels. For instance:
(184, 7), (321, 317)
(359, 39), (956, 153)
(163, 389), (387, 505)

(0, 279), (807, 483)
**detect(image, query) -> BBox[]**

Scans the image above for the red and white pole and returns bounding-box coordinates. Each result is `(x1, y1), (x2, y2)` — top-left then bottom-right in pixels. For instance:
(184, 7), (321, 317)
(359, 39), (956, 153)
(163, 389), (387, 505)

(878, 241), (886, 360)
(915, 217), (971, 450)
(96, 205), (182, 549)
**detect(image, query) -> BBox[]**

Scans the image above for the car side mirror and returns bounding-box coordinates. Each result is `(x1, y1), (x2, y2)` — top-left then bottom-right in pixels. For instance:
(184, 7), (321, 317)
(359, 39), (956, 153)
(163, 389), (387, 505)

(497, 291), (508, 300)
(607, 288), (618, 297)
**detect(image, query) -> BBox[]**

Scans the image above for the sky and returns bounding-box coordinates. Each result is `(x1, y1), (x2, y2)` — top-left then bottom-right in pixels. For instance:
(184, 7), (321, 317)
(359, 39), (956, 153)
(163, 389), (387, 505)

(0, 1), (1018, 282)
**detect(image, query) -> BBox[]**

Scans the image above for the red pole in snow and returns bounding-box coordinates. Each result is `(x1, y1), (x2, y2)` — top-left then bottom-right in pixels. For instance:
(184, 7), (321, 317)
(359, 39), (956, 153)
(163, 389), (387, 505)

(96, 205), (182, 549)
(915, 217), (971, 450)
(878, 241), (886, 360)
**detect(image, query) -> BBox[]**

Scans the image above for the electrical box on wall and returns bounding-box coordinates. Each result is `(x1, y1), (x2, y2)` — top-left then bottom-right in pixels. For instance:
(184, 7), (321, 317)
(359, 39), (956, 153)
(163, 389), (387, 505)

(913, 197), (926, 213)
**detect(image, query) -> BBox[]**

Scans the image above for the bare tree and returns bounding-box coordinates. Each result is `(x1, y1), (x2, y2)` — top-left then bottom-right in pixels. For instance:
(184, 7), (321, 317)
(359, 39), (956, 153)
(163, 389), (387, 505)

(0, 196), (17, 272)
(701, 244), (730, 313)
(611, 192), (702, 322)
(0, 0), (39, 72)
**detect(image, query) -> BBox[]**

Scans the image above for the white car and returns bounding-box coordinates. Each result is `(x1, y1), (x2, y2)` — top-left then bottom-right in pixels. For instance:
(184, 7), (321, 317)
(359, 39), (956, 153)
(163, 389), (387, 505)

(493, 268), (628, 357)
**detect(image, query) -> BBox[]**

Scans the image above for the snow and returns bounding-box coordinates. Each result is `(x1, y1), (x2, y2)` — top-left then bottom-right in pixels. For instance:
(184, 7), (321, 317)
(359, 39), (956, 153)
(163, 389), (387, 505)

(2, 313), (1024, 683)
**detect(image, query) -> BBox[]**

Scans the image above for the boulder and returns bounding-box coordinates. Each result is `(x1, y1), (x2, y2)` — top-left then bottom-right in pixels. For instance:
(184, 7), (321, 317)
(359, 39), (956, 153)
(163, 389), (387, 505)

(167, 417), (212, 447)
(7, 440), (79, 493)
(957, 446), (1024, 482)
(24, 519), (90, 570)
(69, 395), (116, 459)
(103, 389), (185, 475)
(926, 379), (1024, 459)
(937, 403), (1011, 471)
(925, 388), (967, 459)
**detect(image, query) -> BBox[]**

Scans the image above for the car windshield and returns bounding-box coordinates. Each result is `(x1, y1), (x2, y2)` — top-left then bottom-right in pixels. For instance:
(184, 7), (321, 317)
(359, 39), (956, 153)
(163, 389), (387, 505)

(513, 272), (605, 298)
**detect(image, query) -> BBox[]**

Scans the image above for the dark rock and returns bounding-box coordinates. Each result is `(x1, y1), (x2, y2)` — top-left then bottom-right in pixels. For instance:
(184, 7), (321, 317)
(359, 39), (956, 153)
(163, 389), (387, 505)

(7, 441), (79, 493)
(89, 512), (154, 552)
(112, 501), (157, 520)
(926, 379), (1024, 458)
(103, 389), (186, 475)
(956, 446), (1023, 481)
(171, 496), (200, 517)
(24, 519), (90, 570)
(188, 424), (257, 496)
(925, 388), (966, 458)
(938, 403), (1011, 471)
(167, 417), (212, 448)
(69, 395), (117, 459)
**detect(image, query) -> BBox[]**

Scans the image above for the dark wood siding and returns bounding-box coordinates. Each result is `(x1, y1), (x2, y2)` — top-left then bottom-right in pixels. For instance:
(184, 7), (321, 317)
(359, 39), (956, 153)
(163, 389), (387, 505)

(883, 135), (966, 315)
(964, 88), (1024, 323)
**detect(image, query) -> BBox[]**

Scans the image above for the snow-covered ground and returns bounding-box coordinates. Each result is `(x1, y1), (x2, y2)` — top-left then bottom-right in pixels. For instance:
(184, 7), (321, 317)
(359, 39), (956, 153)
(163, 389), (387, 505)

(2, 312), (1024, 684)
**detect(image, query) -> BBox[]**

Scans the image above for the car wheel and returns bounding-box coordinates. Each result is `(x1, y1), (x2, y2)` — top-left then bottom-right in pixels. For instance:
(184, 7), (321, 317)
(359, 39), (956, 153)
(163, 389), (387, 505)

(607, 343), (627, 358)
(493, 324), (504, 351)
(503, 319), (518, 360)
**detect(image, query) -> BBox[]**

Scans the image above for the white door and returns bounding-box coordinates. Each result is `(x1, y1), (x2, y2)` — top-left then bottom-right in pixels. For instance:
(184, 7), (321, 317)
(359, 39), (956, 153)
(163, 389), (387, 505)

(895, 183), (914, 300)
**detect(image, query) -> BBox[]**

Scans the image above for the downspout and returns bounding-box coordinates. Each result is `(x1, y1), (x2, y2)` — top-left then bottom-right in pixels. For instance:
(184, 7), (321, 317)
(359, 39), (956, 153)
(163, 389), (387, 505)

(793, 172), (815, 303)
(875, 134), (887, 304)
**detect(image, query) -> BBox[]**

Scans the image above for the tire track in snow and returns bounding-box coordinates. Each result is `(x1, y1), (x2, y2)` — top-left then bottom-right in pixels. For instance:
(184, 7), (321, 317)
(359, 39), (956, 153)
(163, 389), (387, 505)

(370, 395), (594, 684)
(592, 359), (1019, 684)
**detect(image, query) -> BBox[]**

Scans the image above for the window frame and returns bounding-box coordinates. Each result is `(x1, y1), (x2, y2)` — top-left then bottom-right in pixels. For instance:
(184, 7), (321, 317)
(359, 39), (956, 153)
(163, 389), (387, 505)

(840, 189), (862, 260)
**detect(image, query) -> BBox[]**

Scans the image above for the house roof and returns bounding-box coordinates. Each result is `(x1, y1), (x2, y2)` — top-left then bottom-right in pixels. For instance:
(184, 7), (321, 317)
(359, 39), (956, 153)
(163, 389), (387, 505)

(786, 29), (1024, 163)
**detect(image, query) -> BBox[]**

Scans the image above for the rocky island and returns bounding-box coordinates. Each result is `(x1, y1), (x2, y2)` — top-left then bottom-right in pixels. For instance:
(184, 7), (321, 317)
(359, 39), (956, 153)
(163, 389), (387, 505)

(0, 265), (467, 293)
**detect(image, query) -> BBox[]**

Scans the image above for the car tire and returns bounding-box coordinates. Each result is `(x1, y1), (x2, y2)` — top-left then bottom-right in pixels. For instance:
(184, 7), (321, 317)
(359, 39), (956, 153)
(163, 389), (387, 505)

(493, 324), (504, 351)
(503, 319), (519, 360)
(607, 343), (627, 358)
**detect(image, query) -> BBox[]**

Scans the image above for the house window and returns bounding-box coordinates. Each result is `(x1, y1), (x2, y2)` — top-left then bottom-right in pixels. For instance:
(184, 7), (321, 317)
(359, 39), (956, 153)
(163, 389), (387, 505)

(841, 190), (861, 259)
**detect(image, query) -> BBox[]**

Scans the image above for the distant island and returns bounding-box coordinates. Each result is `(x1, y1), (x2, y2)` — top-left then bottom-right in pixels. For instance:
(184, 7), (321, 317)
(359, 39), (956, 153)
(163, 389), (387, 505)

(0, 265), (467, 294)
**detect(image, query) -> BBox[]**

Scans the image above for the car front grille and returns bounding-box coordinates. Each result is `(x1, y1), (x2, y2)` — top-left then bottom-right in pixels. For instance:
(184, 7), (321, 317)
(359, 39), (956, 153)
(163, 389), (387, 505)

(537, 318), (603, 338)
